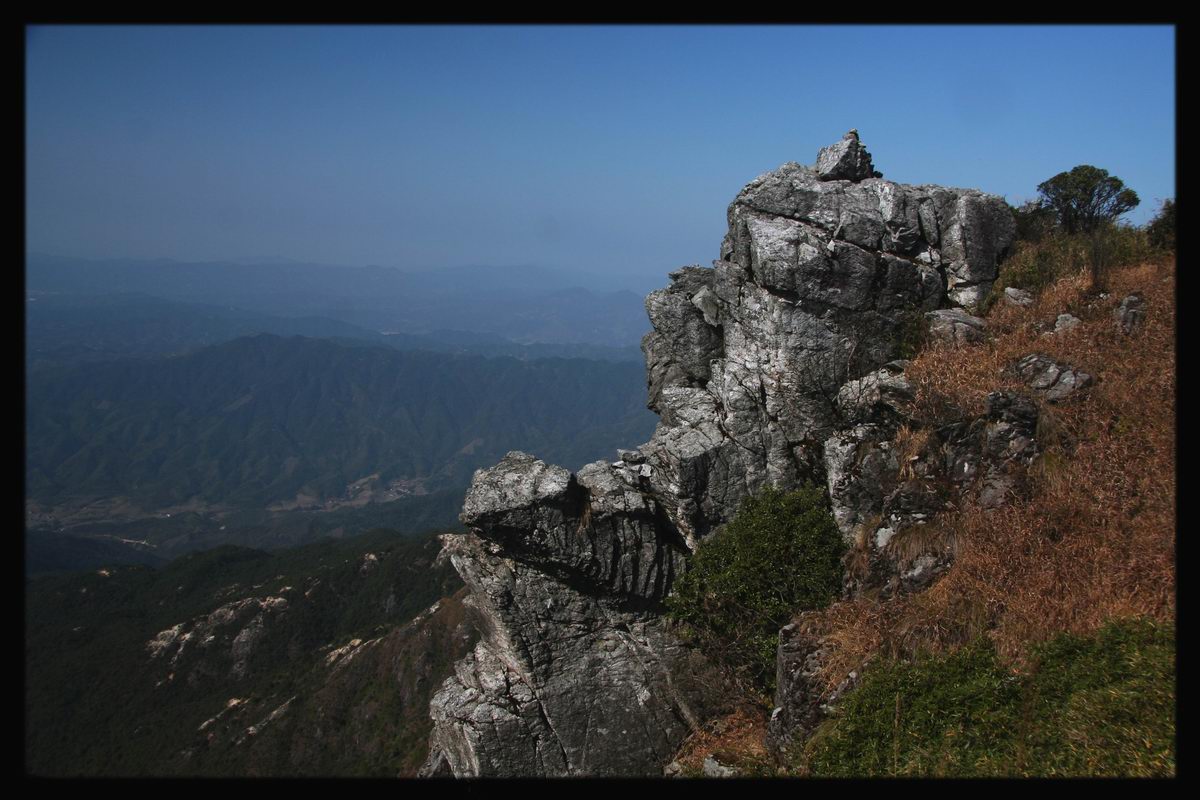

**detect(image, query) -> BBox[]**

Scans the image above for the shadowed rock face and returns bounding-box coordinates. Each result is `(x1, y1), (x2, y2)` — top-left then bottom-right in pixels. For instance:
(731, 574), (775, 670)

(421, 132), (1017, 777)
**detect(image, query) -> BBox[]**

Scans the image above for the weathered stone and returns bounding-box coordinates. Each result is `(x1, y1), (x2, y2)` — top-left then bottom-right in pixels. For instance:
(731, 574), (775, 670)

(925, 308), (987, 347)
(617, 448), (645, 464)
(421, 531), (705, 777)
(642, 267), (724, 414)
(835, 361), (914, 426)
(824, 423), (899, 539)
(1003, 287), (1034, 307)
(1114, 293), (1146, 335)
(814, 129), (877, 182)
(702, 756), (737, 778)
(936, 192), (1016, 307)
(1015, 354), (1094, 402)
(1046, 313), (1082, 335)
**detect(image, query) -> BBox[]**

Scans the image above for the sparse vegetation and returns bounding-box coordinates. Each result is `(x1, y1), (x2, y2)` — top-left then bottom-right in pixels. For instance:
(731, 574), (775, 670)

(1000, 165), (1163, 294)
(998, 223), (1158, 295)
(1035, 165), (1139, 235)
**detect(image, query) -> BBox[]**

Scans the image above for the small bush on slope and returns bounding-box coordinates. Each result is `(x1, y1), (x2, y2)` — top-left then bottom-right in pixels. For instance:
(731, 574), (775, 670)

(800, 618), (1174, 777)
(666, 485), (844, 695)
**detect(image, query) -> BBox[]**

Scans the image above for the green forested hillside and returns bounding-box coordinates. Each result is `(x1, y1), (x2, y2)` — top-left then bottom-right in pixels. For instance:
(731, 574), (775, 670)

(26, 334), (656, 511)
(25, 529), (469, 776)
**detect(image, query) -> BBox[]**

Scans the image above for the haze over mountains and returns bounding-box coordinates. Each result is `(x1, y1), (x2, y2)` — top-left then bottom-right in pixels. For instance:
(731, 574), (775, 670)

(25, 252), (660, 571)
(27, 253), (655, 350)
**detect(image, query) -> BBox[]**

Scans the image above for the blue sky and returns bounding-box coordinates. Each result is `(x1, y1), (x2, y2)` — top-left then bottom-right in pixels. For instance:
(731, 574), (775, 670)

(26, 25), (1176, 290)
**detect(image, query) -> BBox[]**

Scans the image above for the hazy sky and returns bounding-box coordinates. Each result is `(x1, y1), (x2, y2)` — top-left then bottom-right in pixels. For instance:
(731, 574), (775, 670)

(26, 25), (1176, 289)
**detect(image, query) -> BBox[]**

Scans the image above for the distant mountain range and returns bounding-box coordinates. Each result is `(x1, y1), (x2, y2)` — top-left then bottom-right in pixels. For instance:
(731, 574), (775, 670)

(25, 292), (643, 369)
(26, 333), (656, 541)
(25, 254), (654, 348)
(24, 254), (659, 567)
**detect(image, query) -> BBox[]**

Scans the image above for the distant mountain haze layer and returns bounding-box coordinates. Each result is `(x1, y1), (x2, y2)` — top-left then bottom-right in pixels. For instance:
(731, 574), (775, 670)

(25, 254), (655, 347)
(25, 292), (644, 368)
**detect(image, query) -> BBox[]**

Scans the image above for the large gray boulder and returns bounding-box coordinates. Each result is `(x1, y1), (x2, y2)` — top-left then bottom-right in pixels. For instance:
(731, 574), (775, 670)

(422, 132), (1020, 776)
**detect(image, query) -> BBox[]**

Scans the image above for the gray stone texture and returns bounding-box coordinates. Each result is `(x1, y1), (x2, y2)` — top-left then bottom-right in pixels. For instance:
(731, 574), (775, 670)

(422, 132), (1020, 776)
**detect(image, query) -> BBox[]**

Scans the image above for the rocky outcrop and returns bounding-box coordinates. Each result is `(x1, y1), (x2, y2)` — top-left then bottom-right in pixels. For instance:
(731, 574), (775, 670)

(926, 308), (988, 347)
(422, 132), (1017, 777)
(1015, 353), (1094, 402)
(1114, 293), (1146, 334)
(814, 129), (879, 182)
(147, 594), (290, 684)
(420, 455), (718, 777)
(1004, 287), (1034, 307)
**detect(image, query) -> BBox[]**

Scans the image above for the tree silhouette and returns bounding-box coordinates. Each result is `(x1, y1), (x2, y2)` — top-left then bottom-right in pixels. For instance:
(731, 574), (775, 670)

(1036, 165), (1140, 235)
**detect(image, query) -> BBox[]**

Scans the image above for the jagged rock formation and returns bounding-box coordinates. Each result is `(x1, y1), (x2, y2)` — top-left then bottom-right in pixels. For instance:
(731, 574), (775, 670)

(421, 131), (1017, 777)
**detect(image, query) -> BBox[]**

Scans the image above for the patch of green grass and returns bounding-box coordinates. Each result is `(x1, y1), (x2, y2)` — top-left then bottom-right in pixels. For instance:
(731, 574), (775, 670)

(798, 618), (1175, 777)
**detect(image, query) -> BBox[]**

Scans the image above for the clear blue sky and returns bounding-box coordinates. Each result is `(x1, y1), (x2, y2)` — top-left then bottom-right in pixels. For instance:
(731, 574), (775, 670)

(26, 25), (1176, 290)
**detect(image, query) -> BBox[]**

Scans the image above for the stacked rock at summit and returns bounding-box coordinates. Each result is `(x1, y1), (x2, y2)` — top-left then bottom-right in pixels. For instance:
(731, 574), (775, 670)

(421, 132), (1017, 777)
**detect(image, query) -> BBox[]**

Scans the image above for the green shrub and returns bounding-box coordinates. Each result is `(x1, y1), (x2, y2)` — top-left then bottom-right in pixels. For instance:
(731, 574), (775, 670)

(800, 618), (1175, 777)
(1010, 199), (1057, 244)
(1146, 199), (1175, 252)
(666, 485), (845, 694)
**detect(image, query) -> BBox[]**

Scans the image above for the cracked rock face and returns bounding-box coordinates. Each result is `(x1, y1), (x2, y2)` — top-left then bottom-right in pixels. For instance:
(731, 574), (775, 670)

(422, 132), (1017, 777)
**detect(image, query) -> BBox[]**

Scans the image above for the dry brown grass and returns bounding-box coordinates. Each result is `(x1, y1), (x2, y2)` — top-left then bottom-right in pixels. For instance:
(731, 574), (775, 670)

(807, 259), (1175, 689)
(893, 424), (931, 480)
(845, 519), (877, 582)
(670, 705), (773, 776)
(883, 521), (958, 569)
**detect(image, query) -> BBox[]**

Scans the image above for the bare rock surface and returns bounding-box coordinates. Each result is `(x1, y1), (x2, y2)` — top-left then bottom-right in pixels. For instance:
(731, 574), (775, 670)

(1004, 286), (1034, 307)
(926, 308), (988, 347)
(1114, 293), (1146, 334)
(422, 132), (1019, 777)
(1015, 353), (1094, 402)
(814, 129), (879, 182)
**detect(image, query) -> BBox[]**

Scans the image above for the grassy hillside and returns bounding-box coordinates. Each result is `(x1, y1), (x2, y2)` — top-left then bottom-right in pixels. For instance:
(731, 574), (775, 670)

(800, 619), (1174, 777)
